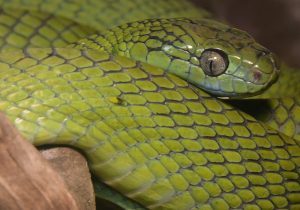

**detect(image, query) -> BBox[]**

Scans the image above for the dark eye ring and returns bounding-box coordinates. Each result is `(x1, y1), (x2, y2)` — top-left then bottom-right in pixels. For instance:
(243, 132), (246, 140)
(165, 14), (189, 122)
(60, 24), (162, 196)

(200, 49), (229, 76)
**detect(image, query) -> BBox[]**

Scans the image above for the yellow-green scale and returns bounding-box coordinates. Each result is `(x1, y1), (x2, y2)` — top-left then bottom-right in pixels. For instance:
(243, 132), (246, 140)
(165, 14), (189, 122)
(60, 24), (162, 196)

(0, 8), (96, 51)
(0, 0), (210, 31)
(0, 48), (299, 209)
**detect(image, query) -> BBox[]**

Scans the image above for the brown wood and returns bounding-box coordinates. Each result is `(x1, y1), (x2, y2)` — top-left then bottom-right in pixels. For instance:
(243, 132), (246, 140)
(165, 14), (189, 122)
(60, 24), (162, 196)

(0, 113), (79, 210)
(40, 147), (96, 210)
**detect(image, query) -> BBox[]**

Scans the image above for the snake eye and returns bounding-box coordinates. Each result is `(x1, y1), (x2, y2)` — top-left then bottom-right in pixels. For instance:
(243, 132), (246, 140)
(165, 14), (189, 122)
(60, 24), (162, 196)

(200, 49), (229, 76)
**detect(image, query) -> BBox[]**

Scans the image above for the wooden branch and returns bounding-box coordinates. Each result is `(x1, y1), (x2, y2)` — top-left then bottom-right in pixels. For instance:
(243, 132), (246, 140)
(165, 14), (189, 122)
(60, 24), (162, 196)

(0, 113), (95, 210)
(40, 147), (96, 210)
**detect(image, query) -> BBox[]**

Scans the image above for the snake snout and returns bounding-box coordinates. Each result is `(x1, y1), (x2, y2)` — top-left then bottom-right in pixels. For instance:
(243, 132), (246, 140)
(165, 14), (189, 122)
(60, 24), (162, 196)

(222, 51), (281, 98)
(247, 52), (280, 88)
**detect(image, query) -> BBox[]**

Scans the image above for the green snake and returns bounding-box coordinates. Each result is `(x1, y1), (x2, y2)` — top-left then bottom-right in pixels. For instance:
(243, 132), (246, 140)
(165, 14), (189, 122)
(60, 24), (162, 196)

(0, 0), (299, 209)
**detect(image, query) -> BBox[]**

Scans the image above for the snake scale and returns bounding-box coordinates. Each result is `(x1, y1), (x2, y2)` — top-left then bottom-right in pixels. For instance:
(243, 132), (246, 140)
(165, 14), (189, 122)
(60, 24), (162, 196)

(0, 0), (299, 209)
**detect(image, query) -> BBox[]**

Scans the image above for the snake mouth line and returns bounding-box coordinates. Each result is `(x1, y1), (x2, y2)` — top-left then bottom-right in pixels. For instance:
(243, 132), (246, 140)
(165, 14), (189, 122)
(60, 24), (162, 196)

(201, 70), (279, 98)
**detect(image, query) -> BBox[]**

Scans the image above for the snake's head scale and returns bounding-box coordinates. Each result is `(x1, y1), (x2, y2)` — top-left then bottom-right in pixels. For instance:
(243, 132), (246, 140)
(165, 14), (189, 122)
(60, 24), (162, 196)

(158, 18), (280, 98)
(79, 18), (279, 98)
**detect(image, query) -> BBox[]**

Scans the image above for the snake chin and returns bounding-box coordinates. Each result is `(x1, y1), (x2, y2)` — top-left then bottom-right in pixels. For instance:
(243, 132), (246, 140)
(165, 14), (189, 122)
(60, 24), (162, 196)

(206, 84), (277, 99)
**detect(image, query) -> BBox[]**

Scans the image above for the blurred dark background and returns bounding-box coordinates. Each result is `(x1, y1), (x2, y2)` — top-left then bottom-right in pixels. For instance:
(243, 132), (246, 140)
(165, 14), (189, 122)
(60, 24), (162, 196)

(192, 0), (300, 68)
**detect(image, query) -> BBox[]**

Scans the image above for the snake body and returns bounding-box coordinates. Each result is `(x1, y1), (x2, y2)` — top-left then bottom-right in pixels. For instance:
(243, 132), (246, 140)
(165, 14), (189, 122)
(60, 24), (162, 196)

(0, 1), (299, 209)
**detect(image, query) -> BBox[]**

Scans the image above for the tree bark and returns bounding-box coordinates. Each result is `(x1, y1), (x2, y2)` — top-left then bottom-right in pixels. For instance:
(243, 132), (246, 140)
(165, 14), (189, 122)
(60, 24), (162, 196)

(0, 113), (95, 210)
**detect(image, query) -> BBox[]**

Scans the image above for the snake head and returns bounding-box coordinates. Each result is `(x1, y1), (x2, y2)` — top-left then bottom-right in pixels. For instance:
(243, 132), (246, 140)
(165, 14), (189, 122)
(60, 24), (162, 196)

(160, 18), (280, 97)
(78, 18), (280, 97)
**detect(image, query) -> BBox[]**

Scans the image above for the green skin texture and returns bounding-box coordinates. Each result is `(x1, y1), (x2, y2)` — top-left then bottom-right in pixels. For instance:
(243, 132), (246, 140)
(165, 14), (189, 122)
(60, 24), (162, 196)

(0, 1), (299, 209)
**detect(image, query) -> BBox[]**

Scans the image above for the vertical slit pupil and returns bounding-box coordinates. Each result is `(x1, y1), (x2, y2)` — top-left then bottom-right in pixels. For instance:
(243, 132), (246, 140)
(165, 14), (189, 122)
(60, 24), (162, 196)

(209, 60), (214, 75)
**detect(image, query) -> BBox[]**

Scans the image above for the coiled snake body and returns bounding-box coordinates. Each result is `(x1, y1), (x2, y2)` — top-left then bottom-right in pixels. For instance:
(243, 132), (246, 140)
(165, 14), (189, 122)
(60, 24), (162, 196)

(0, 0), (299, 209)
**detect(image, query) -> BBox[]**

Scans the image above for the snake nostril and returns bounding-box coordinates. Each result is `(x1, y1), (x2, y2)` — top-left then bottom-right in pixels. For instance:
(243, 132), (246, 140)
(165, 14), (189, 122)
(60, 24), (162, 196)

(249, 67), (262, 83)
(253, 70), (262, 82)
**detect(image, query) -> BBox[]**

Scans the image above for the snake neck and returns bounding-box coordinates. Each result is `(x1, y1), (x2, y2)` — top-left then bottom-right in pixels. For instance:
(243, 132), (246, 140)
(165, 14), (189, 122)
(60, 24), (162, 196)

(72, 33), (116, 54)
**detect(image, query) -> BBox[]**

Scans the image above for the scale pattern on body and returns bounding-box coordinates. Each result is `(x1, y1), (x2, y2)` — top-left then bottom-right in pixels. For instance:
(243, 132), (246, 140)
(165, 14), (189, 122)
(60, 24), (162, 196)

(0, 0), (299, 209)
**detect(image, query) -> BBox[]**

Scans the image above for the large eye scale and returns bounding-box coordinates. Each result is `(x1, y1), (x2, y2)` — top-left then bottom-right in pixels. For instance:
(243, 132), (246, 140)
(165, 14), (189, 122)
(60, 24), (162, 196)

(200, 49), (229, 76)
